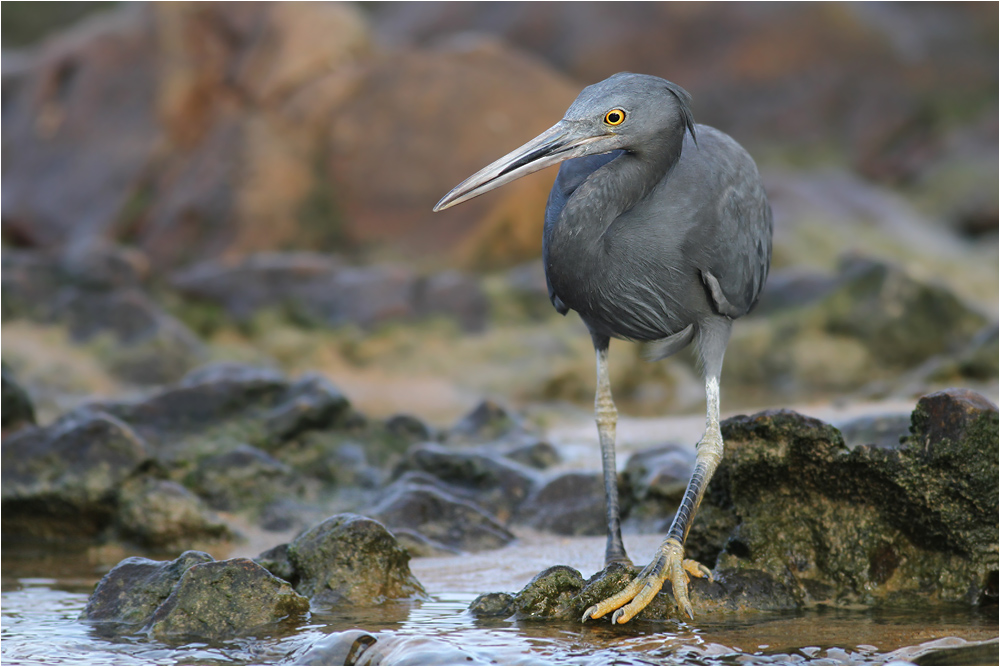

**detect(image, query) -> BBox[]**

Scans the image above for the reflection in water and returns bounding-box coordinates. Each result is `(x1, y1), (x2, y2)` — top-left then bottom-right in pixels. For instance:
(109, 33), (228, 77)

(2, 579), (997, 666)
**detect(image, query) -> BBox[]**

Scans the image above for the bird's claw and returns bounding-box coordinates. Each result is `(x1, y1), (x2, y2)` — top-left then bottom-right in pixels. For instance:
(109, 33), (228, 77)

(582, 540), (711, 624)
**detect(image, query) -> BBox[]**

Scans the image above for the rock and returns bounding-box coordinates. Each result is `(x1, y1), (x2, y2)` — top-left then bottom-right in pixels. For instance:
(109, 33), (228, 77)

(1, 409), (150, 539)
(835, 413), (911, 449)
(620, 444), (695, 533)
(288, 514), (425, 606)
(750, 267), (838, 317)
(413, 270), (489, 332)
(447, 399), (526, 445)
(500, 439), (561, 470)
(468, 592), (515, 619)
(188, 444), (300, 512)
(1, 5), (160, 251)
(371, 480), (515, 552)
(2, 362), (36, 434)
(514, 473), (607, 537)
(513, 565), (585, 620)
(397, 443), (537, 521)
(262, 373), (351, 444)
(81, 550), (214, 625)
(704, 396), (997, 606)
(384, 413), (433, 443)
(255, 543), (298, 586)
(116, 477), (234, 549)
(145, 558), (309, 640)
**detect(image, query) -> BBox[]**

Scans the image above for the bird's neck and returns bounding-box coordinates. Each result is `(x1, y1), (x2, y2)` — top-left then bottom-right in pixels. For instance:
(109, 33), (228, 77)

(550, 131), (685, 265)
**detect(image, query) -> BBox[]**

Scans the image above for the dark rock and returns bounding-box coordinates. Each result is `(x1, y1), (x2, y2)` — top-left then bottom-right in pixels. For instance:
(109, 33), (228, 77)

(705, 397), (997, 605)
(262, 373), (351, 444)
(468, 592), (515, 619)
(908, 638), (1000, 666)
(188, 444), (300, 512)
(514, 473), (606, 536)
(255, 543), (298, 586)
(258, 499), (330, 534)
(1, 409), (150, 539)
(501, 439), (561, 470)
(81, 550), (214, 625)
(116, 477), (233, 549)
(390, 527), (461, 558)
(145, 558), (309, 640)
(295, 630), (379, 666)
(447, 400), (526, 445)
(750, 267), (838, 316)
(371, 481), (514, 552)
(513, 565), (585, 620)
(288, 514), (425, 606)
(2, 362), (36, 434)
(397, 444), (537, 522)
(624, 444), (694, 504)
(836, 413), (911, 449)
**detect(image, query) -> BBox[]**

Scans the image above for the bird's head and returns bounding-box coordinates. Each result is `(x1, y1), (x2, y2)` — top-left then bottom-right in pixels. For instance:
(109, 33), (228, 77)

(433, 72), (696, 211)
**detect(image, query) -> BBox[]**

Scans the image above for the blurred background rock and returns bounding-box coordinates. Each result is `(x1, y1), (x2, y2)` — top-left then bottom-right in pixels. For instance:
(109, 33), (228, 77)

(2, 1), (997, 425)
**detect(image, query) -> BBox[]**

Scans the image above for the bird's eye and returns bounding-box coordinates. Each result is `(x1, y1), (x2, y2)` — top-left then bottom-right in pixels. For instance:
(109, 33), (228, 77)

(604, 109), (626, 126)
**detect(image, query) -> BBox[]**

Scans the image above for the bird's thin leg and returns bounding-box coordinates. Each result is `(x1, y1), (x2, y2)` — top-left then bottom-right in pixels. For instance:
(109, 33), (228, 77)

(594, 341), (630, 566)
(583, 375), (722, 624)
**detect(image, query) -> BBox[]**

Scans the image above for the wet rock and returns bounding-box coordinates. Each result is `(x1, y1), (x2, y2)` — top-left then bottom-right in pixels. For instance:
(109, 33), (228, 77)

(705, 394), (998, 606)
(514, 473), (607, 536)
(2, 362), (36, 434)
(835, 413), (911, 449)
(397, 443), (538, 521)
(81, 550), (214, 625)
(468, 592), (515, 619)
(116, 477), (233, 549)
(288, 514), (425, 606)
(1, 409), (150, 539)
(295, 630), (379, 666)
(513, 566), (585, 620)
(188, 444), (300, 512)
(371, 479), (514, 552)
(145, 558), (309, 640)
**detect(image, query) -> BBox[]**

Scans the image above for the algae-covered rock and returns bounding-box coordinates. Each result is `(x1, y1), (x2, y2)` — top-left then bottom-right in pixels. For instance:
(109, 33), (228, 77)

(1, 408), (150, 538)
(288, 514), (426, 606)
(468, 592), (515, 619)
(81, 551), (214, 625)
(514, 566), (585, 620)
(188, 444), (301, 512)
(706, 390), (998, 606)
(145, 558), (309, 639)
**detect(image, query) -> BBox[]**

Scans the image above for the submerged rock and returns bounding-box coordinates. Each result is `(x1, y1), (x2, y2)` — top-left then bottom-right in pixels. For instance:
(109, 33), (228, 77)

(145, 558), (309, 640)
(288, 513), (426, 606)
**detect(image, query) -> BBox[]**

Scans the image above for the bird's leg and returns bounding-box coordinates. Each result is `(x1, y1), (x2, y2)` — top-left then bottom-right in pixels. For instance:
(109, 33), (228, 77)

(583, 375), (722, 624)
(594, 343), (630, 566)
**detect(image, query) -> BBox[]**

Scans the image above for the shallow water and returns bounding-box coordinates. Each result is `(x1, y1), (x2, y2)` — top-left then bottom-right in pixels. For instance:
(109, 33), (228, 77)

(3, 539), (997, 666)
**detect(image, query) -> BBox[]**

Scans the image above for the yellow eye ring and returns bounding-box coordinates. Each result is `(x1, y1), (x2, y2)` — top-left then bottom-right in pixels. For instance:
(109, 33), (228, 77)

(604, 109), (626, 126)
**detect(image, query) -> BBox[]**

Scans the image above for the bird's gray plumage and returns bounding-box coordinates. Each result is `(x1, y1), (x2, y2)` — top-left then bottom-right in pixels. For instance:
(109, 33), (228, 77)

(434, 71), (772, 624)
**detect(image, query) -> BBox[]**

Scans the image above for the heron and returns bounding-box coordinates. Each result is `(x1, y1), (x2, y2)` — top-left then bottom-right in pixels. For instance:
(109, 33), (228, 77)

(434, 72), (772, 624)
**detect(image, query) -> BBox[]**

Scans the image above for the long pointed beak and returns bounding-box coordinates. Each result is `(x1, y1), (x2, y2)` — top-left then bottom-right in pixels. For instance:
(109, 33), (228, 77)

(433, 121), (620, 212)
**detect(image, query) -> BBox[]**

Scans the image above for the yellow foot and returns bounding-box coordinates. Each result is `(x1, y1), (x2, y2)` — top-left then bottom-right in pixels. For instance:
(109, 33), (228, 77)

(582, 540), (712, 624)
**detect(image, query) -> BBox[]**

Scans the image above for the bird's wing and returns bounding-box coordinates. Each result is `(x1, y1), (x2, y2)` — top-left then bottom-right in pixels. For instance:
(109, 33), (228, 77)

(702, 179), (773, 318)
(543, 150), (625, 314)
